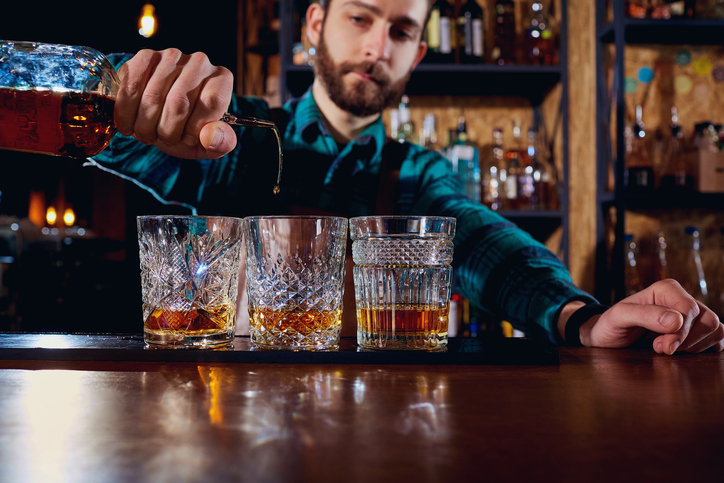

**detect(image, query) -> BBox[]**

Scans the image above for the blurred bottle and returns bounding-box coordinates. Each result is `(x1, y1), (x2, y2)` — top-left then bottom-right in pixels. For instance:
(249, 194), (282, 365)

(504, 120), (525, 209)
(389, 109), (400, 141)
(700, 0), (724, 18)
(521, 127), (552, 209)
(449, 115), (481, 202)
(456, 0), (485, 64)
(481, 128), (507, 211)
(669, 0), (697, 17)
(397, 95), (417, 144)
(624, 234), (644, 296)
(517, 129), (536, 210)
(658, 106), (694, 193)
(626, 0), (649, 18)
(523, 1), (558, 65)
(681, 226), (709, 304)
(420, 113), (440, 151)
(625, 105), (654, 194)
(426, 0), (455, 63)
(492, 0), (517, 65)
(654, 231), (670, 281)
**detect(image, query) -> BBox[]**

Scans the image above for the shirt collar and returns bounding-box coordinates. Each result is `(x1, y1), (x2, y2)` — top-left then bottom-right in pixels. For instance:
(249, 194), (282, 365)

(287, 87), (387, 161)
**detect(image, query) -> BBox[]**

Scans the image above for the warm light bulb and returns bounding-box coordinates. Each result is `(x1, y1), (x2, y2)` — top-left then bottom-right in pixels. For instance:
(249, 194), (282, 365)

(139, 4), (157, 38)
(46, 207), (57, 225)
(63, 208), (76, 227)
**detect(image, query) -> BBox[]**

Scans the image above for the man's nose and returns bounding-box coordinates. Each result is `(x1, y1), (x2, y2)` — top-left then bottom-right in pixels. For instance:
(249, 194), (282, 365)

(364, 25), (390, 61)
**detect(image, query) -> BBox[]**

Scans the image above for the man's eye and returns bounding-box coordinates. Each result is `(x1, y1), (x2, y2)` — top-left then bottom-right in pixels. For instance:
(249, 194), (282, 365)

(394, 29), (413, 40)
(351, 15), (367, 25)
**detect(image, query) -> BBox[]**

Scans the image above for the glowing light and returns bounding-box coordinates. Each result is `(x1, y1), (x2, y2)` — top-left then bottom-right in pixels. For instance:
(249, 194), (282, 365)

(63, 208), (76, 226)
(46, 206), (57, 225)
(139, 4), (157, 38)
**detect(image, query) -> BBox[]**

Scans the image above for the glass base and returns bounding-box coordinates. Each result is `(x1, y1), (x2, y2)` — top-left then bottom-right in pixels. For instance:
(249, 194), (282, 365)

(357, 332), (448, 351)
(251, 342), (339, 351)
(144, 328), (234, 349)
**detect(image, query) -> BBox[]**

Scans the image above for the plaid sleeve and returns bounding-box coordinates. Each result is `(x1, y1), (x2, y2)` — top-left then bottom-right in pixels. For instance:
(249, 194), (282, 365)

(399, 147), (598, 345)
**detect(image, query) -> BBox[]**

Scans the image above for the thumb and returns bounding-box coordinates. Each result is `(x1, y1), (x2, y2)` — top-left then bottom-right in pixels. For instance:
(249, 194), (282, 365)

(199, 121), (237, 157)
(604, 302), (684, 334)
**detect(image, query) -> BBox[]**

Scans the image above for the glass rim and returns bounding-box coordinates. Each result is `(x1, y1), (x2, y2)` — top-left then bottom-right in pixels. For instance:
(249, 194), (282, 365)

(349, 215), (456, 238)
(136, 215), (244, 222)
(349, 215), (456, 223)
(244, 215), (348, 222)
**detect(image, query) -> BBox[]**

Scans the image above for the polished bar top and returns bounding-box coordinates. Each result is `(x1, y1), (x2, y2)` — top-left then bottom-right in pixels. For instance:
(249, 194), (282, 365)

(0, 340), (722, 482)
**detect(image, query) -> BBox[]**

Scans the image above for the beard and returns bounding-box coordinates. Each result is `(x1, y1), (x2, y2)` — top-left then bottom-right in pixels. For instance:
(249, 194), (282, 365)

(314, 27), (412, 117)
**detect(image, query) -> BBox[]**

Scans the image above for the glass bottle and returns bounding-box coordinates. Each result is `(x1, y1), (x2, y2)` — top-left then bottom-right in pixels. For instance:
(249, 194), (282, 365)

(625, 105), (654, 194)
(456, 0), (485, 64)
(492, 0), (517, 65)
(658, 106), (694, 193)
(449, 116), (481, 202)
(425, 0), (455, 63)
(681, 226), (709, 304)
(624, 234), (644, 297)
(397, 95), (417, 144)
(523, 1), (558, 65)
(0, 41), (284, 193)
(420, 113), (440, 151)
(481, 128), (508, 211)
(389, 109), (401, 141)
(654, 231), (670, 281)
(519, 127), (542, 209)
(504, 121), (525, 209)
(626, 0), (649, 18)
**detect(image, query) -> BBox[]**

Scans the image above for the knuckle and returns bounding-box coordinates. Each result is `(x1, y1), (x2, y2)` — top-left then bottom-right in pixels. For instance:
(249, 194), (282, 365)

(165, 92), (192, 117)
(140, 89), (165, 110)
(190, 51), (210, 66)
(199, 90), (228, 112)
(162, 47), (183, 59)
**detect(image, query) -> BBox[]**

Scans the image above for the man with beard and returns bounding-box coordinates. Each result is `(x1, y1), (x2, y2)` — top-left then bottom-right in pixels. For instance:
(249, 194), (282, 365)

(92, 0), (723, 353)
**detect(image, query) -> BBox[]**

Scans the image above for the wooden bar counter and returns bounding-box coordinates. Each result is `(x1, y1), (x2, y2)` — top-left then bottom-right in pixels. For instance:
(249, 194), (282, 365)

(0, 335), (722, 482)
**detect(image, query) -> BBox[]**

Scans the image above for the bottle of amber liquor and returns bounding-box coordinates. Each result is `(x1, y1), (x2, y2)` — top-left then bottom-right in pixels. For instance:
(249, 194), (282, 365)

(625, 105), (654, 195)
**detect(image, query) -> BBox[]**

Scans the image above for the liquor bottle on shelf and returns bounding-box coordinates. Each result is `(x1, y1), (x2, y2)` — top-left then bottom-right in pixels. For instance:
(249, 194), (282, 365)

(420, 113), (440, 151)
(389, 109), (400, 141)
(624, 234), (644, 297)
(523, 1), (558, 65)
(681, 226), (709, 304)
(519, 127), (550, 210)
(658, 106), (694, 193)
(449, 115), (481, 202)
(655, 231), (670, 281)
(504, 120), (525, 209)
(397, 95), (417, 144)
(626, 0), (649, 18)
(492, 0), (517, 65)
(668, 0), (697, 18)
(425, 0), (455, 63)
(456, 0), (485, 64)
(481, 128), (508, 211)
(625, 105), (655, 194)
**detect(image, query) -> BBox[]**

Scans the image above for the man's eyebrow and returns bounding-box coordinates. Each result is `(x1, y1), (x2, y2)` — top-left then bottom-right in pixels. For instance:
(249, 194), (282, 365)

(339, 1), (423, 30)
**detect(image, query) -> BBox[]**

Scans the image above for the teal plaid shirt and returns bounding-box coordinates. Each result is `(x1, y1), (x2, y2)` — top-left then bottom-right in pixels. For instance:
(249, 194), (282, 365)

(92, 54), (597, 344)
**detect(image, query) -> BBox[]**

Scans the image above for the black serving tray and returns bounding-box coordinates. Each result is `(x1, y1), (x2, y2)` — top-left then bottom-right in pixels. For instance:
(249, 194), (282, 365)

(0, 334), (559, 365)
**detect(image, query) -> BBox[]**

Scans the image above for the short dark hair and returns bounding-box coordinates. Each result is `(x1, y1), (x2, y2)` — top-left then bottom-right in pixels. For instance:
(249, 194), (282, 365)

(319, 0), (435, 34)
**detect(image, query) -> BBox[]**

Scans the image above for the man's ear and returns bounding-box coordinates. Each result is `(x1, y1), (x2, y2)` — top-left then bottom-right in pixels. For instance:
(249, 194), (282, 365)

(411, 41), (428, 70)
(306, 2), (326, 47)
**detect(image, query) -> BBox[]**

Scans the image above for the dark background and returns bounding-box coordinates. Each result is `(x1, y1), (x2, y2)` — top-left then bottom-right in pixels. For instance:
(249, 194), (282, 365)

(0, 1), (239, 333)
